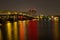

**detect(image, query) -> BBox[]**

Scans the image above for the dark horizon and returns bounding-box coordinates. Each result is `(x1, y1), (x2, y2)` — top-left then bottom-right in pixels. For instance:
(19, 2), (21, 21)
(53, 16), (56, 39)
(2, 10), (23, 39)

(0, 0), (60, 15)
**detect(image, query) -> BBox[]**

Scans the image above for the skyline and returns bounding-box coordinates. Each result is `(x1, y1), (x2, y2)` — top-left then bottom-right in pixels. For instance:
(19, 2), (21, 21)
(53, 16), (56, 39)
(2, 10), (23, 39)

(0, 0), (60, 15)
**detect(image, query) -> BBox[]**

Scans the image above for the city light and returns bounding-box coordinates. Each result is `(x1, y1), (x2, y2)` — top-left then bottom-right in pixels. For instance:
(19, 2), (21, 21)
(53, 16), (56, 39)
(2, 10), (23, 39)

(40, 14), (44, 19)
(54, 17), (59, 21)
(51, 16), (54, 18)
(54, 17), (59, 40)
(48, 17), (51, 20)
(19, 21), (25, 40)
(13, 21), (18, 40)
(6, 21), (12, 40)
(8, 12), (11, 14)
(0, 29), (2, 40)
(0, 11), (60, 40)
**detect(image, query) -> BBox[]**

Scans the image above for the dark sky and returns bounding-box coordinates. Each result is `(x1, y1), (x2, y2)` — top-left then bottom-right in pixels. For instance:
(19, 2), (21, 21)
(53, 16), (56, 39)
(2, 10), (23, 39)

(0, 0), (60, 15)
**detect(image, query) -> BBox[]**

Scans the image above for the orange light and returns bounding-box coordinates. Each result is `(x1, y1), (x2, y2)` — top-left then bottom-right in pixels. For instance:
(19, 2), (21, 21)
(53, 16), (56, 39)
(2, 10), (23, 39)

(19, 21), (25, 40)
(0, 29), (2, 40)
(23, 20), (27, 40)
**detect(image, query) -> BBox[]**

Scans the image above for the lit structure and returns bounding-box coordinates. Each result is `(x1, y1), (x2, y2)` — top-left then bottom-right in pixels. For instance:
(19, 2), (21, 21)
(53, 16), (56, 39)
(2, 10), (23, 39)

(0, 10), (60, 40)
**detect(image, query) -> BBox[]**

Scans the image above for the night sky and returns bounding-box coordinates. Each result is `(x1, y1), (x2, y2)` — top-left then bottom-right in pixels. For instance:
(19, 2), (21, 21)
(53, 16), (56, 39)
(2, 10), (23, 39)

(0, 0), (60, 15)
